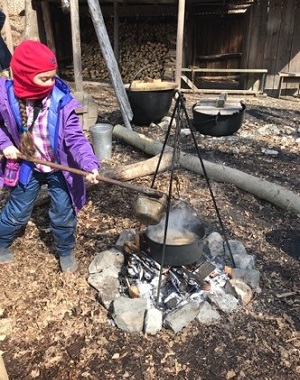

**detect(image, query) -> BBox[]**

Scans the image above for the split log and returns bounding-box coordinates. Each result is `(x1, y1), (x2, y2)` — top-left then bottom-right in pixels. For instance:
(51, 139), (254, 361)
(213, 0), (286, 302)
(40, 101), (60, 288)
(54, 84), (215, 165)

(102, 151), (172, 180)
(112, 124), (300, 215)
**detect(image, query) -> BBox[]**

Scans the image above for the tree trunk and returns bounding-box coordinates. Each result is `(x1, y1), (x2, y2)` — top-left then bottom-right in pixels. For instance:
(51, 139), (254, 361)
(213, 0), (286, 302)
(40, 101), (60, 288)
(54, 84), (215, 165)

(112, 124), (300, 215)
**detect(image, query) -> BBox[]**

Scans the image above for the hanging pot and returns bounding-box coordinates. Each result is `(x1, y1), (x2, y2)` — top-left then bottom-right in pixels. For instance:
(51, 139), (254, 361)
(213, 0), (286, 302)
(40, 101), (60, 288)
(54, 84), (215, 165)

(192, 99), (246, 136)
(143, 208), (206, 267)
(125, 79), (178, 125)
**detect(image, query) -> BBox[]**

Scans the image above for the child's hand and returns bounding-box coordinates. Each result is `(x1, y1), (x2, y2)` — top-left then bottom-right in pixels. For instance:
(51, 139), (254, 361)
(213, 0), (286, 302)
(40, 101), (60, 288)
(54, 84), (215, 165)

(3, 146), (20, 160)
(86, 169), (99, 184)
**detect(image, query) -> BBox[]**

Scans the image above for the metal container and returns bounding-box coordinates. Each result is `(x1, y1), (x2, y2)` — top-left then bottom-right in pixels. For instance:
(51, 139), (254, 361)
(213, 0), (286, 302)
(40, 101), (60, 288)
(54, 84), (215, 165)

(134, 193), (168, 225)
(144, 209), (206, 267)
(90, 123), (113, 160)
(192, 100), (246, 136)
(124, 80), (178, 125)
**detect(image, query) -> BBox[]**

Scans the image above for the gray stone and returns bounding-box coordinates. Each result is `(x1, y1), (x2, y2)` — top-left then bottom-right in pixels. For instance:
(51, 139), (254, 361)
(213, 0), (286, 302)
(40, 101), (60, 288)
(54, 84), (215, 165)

(144, 308), (163, 335)
(96, 278), (121, 309)
(193, 261), (216, 282)
(230, 279), (253, 305)
(112, 296), (148, 333)
(88, 248), (124, 274)
(208, 290), (239, 313)
(257, 125), (280, 135)
(231, 268), (261, 291)
(224, 240), (255, 269)
(196, 301), (221, 325)
(163, 302), (201, 333)
(115, 229), (137, 249)
(204, 232), (225, 258)
(88, 271), (121, 309)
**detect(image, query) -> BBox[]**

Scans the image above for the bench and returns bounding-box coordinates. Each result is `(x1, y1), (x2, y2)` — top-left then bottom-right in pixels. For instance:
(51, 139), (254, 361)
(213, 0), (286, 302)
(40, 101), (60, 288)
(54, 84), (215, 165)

(180, 68), (268, 95)
(277, 72), (300, 98)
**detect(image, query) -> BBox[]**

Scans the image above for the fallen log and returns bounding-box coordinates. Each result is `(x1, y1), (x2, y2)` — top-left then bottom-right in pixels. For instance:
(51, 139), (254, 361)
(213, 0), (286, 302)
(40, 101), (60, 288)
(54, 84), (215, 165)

(102, 151), (172, 180)
(112, 124), (300, 215)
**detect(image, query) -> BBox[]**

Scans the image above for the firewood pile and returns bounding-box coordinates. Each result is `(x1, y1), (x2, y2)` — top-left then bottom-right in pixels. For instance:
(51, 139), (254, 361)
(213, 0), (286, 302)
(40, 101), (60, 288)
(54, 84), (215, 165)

(60, 20), (177, 83)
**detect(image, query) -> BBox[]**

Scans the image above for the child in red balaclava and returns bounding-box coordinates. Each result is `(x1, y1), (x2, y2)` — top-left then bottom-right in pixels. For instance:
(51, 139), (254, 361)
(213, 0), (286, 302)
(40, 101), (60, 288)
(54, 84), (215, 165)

(0, 40), (101, 272)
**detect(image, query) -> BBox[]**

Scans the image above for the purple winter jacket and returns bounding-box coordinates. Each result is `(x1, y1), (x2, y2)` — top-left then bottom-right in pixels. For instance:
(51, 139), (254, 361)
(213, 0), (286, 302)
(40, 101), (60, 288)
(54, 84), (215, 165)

(0, 77), (101, 213)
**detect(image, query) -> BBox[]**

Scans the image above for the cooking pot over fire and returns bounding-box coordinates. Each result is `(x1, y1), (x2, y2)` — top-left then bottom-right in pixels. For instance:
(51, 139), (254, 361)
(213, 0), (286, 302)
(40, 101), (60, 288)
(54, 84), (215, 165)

(192, 93), (245, 136)
(143, 208), (206, 267)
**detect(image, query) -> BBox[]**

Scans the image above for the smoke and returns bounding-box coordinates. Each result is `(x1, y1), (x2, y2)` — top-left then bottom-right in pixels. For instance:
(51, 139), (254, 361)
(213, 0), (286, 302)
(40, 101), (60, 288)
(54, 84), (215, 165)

(146, 204), (204, 242)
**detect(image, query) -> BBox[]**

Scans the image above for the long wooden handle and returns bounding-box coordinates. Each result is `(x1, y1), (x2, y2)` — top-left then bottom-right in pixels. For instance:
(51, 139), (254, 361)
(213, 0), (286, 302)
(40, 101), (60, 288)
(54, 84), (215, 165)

(15, 153), (163, 198)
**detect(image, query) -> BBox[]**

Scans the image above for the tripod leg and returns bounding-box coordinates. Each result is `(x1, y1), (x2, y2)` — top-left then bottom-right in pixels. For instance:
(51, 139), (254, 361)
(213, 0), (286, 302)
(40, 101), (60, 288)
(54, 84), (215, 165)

(151, 95), (181, 188)
(179, 93), (236, 268)
(155, 97), (183, 306)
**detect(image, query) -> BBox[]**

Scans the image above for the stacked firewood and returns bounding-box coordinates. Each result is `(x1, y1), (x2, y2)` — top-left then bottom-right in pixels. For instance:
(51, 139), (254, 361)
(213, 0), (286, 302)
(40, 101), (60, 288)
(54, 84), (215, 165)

(60, 21), (176, 83)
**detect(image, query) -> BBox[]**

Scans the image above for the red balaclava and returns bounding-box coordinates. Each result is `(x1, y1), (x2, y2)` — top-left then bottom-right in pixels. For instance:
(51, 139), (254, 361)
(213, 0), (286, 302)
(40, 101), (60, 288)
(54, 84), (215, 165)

(10, 40), (58, 100)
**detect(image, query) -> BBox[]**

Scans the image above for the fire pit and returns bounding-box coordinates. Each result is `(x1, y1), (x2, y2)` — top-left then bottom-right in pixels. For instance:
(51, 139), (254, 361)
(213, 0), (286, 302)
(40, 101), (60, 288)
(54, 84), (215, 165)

(87, 224), (261, 334)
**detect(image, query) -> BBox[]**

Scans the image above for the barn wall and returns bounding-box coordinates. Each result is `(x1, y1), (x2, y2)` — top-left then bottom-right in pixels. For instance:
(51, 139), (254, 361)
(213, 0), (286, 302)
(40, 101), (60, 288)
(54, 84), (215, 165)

(39, 1), (299, 95)
(243, 0), (300, 95)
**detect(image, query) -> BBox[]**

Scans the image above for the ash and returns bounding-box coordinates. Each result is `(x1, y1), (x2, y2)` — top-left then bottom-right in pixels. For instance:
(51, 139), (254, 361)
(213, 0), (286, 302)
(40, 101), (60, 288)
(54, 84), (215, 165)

(122, 248), (229, 312)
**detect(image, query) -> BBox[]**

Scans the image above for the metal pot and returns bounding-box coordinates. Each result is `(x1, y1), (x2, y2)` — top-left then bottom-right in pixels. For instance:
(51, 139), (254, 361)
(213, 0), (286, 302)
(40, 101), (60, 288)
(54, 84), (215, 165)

(124, 80), (178, 125)
(144, 209), (206, 266)
(192, 101), (246, 136)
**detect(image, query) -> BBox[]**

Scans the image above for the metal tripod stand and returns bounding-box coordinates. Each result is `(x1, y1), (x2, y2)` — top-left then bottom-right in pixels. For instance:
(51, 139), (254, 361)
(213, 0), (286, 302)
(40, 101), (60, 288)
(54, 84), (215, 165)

(150, 90), (236, 307)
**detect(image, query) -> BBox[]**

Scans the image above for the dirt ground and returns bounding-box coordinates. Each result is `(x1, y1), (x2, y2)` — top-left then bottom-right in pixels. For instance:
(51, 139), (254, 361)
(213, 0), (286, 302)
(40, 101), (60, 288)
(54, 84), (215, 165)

(0, 84), (299, 379)
(0, 11), (299, 379)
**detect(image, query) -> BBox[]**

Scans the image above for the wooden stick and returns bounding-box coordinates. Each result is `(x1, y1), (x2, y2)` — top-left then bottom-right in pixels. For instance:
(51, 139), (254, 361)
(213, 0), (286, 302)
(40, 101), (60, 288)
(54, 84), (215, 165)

(14, 153), (164, 199)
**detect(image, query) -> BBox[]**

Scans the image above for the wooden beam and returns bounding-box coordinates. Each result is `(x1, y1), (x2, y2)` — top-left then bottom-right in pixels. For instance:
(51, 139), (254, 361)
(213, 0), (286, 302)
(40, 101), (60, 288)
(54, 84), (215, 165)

(70, 0), (83, 92)
(175, 0), (185, 86)
(181, 88), (263, 95)
(87, 0), (133, 129)
(41, 1), (56, 54)
(113, 2), (119, 61)
(181, 75), (198, 90)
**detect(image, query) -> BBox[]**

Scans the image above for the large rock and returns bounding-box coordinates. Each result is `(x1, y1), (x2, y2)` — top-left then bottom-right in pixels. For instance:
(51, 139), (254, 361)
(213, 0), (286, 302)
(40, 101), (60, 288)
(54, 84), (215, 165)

(163, 302), (201, 333)
(88, 248), (124, 274)
(196, 301), (221, 325)
(112, 296), (148, 333)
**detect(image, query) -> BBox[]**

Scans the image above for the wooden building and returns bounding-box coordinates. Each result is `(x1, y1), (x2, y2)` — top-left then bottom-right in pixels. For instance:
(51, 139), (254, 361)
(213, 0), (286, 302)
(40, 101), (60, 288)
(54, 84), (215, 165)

(35, 0), (300, 97)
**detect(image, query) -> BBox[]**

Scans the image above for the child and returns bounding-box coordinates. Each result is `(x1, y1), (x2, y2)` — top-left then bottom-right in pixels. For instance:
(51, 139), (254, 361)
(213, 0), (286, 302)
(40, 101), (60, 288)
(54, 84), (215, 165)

(0, 40), (101, 272)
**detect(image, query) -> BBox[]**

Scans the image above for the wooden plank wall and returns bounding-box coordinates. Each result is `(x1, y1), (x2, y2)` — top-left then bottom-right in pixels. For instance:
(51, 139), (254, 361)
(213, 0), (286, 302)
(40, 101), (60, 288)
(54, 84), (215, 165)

(241, 0), (268, 90)
(286, 1), (300, 75)
(244, 0), (300, 94)
(192, 14), (244, 70)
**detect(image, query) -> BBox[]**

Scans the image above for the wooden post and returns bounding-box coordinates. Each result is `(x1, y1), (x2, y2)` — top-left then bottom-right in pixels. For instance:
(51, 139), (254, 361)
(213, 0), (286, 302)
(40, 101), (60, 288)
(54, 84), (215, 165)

(24, 0), (39, 39)
(41, 2), (56, 54)
(69, 0), (83, 92)
(175, 0), (186, 87)
(113, 2), (119, 61)
(87, 0), (133, 130)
